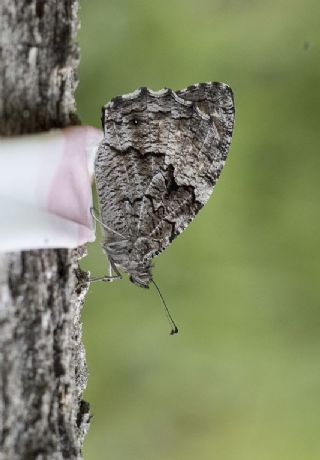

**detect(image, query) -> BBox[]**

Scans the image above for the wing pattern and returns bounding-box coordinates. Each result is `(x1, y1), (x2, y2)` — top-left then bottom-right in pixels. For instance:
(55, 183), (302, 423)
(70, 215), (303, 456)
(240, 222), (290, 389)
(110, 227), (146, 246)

(95, 82), (235, 286)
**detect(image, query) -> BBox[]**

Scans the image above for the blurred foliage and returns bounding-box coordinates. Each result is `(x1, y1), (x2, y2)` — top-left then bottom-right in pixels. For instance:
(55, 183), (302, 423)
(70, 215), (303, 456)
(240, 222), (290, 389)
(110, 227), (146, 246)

(77, 0), (320, 459)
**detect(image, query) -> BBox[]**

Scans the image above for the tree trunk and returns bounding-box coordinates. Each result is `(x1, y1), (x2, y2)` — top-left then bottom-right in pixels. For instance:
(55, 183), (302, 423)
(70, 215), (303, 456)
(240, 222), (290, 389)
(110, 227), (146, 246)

(0, 1), (90, 459)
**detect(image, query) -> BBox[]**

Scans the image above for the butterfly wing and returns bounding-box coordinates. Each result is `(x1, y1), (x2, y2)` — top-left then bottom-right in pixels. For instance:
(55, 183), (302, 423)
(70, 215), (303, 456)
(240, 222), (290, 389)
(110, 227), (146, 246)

(176, 82), (234, 165)
(95, 83), (235, 270)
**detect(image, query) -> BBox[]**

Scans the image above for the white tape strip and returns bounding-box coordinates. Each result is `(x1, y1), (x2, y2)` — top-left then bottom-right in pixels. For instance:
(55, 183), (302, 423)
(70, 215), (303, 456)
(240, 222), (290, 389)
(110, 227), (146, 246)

(0, 126), (103, 251)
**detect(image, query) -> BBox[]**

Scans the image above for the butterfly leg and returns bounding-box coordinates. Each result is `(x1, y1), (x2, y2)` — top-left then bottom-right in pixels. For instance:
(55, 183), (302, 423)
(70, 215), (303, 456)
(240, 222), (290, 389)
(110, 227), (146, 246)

(90, 207), (126, 241)
(89, 257), (122, 283)
(90, 206), (101, 231)
(89, 274), (121, 282)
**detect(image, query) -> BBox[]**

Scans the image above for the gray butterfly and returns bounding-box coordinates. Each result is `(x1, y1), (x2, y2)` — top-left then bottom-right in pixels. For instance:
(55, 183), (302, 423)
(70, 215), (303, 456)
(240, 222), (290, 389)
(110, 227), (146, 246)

(93, 82), (235, 331)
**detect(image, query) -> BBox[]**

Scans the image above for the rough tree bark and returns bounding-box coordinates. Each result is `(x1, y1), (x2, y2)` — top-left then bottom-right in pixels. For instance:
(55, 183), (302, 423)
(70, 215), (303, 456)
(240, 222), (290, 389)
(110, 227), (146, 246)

(0, 1), (90, 459)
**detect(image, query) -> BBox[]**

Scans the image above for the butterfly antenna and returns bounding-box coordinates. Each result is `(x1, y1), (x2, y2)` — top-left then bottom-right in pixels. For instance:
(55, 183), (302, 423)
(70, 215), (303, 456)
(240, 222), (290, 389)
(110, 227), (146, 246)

(151, 279), (178, 335)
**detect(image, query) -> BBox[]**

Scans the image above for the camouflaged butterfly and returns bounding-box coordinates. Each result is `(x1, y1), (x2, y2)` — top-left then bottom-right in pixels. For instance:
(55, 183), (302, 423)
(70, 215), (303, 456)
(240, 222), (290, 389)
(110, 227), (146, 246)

(94, 82), (235, 294)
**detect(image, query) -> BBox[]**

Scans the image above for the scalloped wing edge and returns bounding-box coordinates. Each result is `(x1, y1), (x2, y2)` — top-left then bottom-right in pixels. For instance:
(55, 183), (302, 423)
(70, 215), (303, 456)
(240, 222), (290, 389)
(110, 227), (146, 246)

(102, 82), (234, 123)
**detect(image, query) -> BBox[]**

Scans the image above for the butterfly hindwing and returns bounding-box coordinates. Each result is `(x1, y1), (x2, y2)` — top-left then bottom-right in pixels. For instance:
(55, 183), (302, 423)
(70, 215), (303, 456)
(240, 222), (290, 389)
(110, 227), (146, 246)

(95, 83), (235, 283)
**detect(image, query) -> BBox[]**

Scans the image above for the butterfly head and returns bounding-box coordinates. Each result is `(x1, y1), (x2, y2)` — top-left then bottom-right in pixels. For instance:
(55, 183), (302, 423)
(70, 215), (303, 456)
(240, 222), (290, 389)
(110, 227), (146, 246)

(129, 273), (150, 288)
(127, 236), (153, 288)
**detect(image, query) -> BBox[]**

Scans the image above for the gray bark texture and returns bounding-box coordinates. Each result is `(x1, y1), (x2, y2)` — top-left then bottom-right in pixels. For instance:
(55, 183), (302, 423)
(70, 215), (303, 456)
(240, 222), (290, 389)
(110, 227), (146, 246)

(0, 1), (90, 459)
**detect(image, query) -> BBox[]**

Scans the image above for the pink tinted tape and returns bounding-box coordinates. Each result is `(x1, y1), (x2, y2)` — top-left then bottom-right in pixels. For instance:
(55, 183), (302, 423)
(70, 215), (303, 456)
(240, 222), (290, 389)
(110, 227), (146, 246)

(47, 126), (99, 243)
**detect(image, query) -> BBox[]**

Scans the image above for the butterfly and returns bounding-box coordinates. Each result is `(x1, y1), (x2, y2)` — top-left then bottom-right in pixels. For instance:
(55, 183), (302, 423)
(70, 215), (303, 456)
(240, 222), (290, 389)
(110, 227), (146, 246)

(93, 82), (235, 333)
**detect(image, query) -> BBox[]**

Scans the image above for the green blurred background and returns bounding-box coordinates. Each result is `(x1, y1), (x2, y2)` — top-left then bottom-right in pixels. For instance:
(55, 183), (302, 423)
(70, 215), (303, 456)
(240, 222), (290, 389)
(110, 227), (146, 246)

(77, 1), (320, 459)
